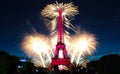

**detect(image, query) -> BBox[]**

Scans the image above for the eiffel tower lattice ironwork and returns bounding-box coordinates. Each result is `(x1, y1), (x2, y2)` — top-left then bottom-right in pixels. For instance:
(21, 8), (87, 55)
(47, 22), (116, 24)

(49, 9), (73, 70)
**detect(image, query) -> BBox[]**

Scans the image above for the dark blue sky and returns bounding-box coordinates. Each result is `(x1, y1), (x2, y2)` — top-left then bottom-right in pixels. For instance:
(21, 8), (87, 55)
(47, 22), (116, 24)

(0, 0), (120, 59)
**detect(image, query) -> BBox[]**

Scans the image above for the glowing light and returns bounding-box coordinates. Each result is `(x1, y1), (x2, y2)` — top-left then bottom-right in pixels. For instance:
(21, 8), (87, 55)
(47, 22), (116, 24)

(22, 33), (53, 67)
(70, 32), (97, 64)
(22, 32), (97, 67)
(41, 1), (78, 33)
(21, 2), (98, 68)
(58, 49), (64, 58)
(41, 2), (78, 18)
(58, 50), (64, 70)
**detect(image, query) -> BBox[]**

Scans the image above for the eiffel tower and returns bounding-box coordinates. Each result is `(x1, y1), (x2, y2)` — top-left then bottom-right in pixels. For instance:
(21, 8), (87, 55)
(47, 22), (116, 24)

(49, 9), (72, 70)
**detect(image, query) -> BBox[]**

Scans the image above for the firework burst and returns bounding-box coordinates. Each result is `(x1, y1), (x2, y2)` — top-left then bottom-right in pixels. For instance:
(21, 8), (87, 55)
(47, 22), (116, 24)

(22, 2), (98, 67)
(22, 32), (97, 67)
(22, 33), (53, 67)
(41, 1), (78, 33)
(41, 2), (78, 18)
(70, 32), (97, 64)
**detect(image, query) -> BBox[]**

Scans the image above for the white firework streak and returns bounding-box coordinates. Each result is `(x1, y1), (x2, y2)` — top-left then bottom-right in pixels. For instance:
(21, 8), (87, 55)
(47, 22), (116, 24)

(22, 32), (97, 67)
(22, 2), (98, 67)
(41, 1), (78, 33)
(70, 32), (97, 64)
(22, 33), (53, 67)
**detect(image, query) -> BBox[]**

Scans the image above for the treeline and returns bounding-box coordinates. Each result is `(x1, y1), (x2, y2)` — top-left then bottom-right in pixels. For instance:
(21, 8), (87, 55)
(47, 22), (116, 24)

(0, 50), (19, 74)
(0, 50), (120, 74)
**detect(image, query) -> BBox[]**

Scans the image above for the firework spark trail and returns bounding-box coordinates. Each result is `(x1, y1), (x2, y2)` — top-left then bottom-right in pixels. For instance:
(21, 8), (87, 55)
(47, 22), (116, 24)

(70, 32), (97, 64)
(41, 2), (78, 18)
(22, 32), (97, 67)
(22, 33), (53, 67)
(41, 2), (78, 34)
(22, 2), (98, 67)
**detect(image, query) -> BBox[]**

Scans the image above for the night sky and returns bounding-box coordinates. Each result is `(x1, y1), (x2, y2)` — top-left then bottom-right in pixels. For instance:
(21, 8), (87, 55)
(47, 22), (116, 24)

(0, 0), (120, 60)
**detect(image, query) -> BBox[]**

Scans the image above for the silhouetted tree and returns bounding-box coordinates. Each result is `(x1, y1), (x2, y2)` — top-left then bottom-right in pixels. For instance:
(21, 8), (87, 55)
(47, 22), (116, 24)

(26, 62), (35, 74)
(87, 54), (120, 74)
(87, 60), (99, 74)
(8, 56), (19, 74)
(99, 54), (120, 74)
(0, 51), (10, 74)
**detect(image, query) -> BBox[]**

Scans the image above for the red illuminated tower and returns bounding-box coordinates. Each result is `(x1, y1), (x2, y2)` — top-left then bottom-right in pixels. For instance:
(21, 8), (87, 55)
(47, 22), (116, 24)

(49, 9), (72, 70)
